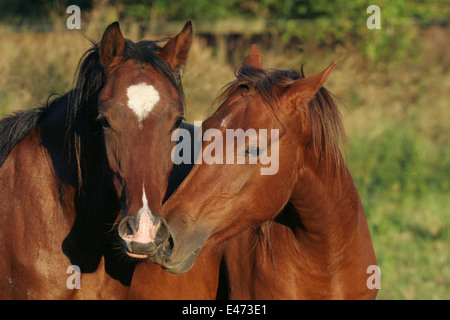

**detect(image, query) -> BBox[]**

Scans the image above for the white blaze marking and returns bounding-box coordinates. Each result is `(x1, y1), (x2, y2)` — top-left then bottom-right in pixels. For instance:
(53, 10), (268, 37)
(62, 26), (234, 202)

(220, 113), (232, 127)
(142, 184), (150, 212)
(127, 83), (160, 127)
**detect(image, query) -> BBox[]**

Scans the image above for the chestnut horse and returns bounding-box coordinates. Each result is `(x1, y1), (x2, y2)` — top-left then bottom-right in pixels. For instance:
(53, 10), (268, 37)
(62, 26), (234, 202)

(144, 45), (377, 299)
(0, 21), (192, 299)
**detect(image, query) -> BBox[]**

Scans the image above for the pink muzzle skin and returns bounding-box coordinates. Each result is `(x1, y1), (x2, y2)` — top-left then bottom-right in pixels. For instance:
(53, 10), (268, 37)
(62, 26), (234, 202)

(123, 210), (160, 258)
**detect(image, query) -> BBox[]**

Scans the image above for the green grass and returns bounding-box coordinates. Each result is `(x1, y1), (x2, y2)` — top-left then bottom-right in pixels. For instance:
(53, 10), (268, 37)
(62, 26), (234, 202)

(342, 37), (450, 297)
(364, 192), (450, 299)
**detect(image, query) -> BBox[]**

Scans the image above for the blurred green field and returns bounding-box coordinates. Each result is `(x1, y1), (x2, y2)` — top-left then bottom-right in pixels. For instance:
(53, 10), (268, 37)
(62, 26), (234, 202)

(0, 1), (449, 300)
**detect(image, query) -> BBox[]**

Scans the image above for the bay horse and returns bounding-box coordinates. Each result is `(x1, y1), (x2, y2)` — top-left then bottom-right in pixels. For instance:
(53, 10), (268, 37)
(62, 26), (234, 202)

(145, 45), (377, 299)
(0, 21), (192, 299)
(127, 123), (227, 299)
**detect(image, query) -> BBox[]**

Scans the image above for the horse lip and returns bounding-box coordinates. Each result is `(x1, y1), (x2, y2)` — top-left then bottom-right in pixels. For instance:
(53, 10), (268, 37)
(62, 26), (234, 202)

(121, 239), (162, 258)
(122, 243), (149, 259)
(125, 251), (148, 259)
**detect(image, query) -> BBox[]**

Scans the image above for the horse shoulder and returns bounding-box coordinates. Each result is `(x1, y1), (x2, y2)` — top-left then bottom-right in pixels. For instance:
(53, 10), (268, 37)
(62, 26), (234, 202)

(0, 129), (75, 299)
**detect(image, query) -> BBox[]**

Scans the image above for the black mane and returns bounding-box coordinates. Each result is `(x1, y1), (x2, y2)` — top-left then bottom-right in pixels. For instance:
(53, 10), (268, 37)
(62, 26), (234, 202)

(0, 107), (46, 166)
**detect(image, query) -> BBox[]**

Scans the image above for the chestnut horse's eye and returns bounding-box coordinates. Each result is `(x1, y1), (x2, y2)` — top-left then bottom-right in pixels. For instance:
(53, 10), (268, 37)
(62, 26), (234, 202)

(96, 115), (111, 129)
(244, 145), (261, 158)
(173, 116), (185, 130)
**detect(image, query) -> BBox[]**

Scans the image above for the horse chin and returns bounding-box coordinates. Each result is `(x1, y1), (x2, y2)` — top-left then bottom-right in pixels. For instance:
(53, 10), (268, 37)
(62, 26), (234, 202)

(149, 243), (200, 274)
(161, 254), (197, 274)
(154, 228), (207, 273)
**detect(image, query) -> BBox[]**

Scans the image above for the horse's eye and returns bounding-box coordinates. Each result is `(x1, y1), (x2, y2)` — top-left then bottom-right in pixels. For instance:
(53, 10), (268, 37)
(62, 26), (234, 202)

(96, 115), (111, 128)
(173, 116), (185, 130)
(244, 145), (261, 157)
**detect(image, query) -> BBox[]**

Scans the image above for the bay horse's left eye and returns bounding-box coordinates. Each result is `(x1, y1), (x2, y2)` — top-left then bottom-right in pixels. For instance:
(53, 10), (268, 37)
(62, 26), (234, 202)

(173, 116), (185, 130)
(96, 115), (111, 128)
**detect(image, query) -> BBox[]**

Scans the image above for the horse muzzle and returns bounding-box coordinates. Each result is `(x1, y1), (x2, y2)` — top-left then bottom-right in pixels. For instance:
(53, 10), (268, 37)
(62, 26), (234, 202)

(118, 210), (171, 259)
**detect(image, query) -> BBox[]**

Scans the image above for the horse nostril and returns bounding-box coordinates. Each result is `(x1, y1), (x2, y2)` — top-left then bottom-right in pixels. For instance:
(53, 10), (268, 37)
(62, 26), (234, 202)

(168, 234), (174, 250)
(168, 234), (174, 255)
(126, 220), (134, 235)
(162, 234), (174, 257)
(118, 216), (136, 241)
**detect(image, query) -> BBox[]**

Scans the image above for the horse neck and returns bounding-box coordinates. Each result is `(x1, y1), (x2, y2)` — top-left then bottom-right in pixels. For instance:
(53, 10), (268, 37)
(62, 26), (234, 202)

(42, 94), (122, 271)
(288, 154), (373, 278)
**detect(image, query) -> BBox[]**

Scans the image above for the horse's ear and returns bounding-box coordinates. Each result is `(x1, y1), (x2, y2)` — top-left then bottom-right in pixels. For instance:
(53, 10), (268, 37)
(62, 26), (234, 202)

(242, 44), (263, 69)
(283, 62), (336, 107)
(158, 21), (193, 71)
(99, 22), (125, 70)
